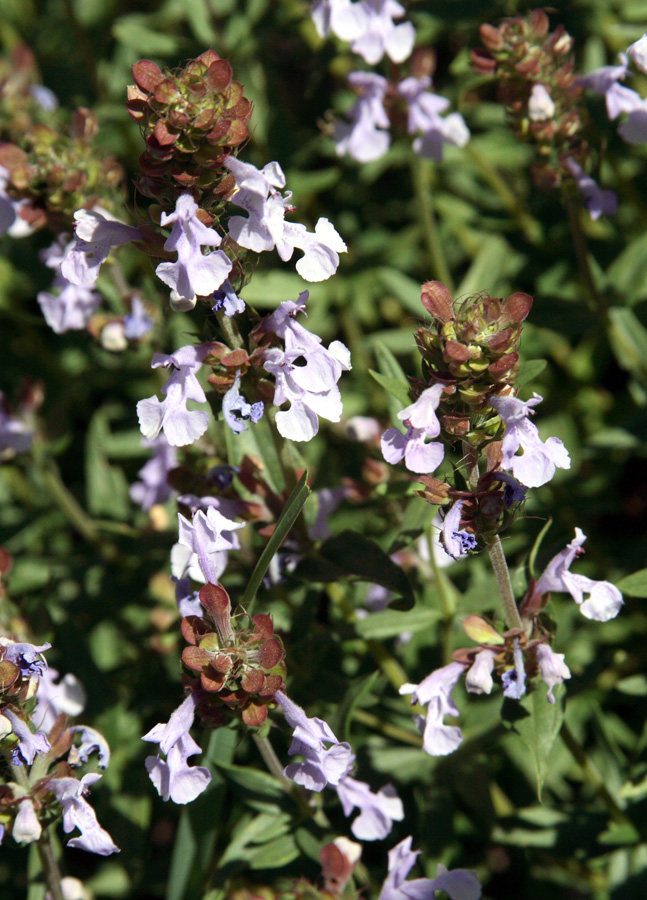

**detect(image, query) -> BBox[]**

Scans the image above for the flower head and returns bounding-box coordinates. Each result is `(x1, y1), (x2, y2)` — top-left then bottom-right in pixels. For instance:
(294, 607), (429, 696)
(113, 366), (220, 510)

(48, 773), (119, 855)
(176, 505), (244, 585)
(379, 836), (481, 900)
(336, 775), (404, 840)
(489, 392), (570, 488)
(502, 638), (526, 700)
(350, 0), (416, 65)
(335, 72), (391, 163)
(223, 372), (264, 434)
(535, 527), (623, 621)
(61, 209), (142, 288)
(399, 662), (464, 756)
(312, 0), (369, 41)
(536, 644), (571, 703)
(442, 501), (477, 559)
(565, 159), (617, 220)
(129, 436), (177, 511)
(381, 384), (445, 474)
(274, 691), (354, 791)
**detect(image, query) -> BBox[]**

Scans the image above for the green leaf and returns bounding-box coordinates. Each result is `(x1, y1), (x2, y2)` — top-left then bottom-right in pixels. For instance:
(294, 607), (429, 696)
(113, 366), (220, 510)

(295, 530), (414, 607)
(112, 15), (180, 54)
(608, 307), (647, 382)
(212, 761), (285, 798)
(241, 470), (310, 608)
(368, 369), (411, 406)
(517, 359), (547, 387)
(597, 823), (640, 846)
(355, 605), (441, 640)
(606, 232), (647, 306)
(249, 834), (300, 870)
(376, 267), (426, 315)
(502, 685), (565, 799)
(457, 235), (511, 296)
(85, 411), (130, 520)
(616, 568), (647, 597)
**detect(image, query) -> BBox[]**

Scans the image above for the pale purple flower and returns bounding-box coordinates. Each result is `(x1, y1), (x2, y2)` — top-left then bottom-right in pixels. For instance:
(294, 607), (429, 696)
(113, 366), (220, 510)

(263, 295), (351, 442)
(123, 295), (153, 340)
(565, 159), (617, 220)
(0, 394), (33, 455)
(578, 54), (628, 96)
(212, 279), (245, 316)
(346, 415), (381, 441)
(223, 372), (264, 434)
(0, 166), (35, 238)
(350, 0), (416, 65)
(379, 836), (481, 900)
(30, 84), (58, 111)
(312, 0), (369, 41)
(606, 83), (643, 119)
(155, 193), (231, 307)
(61, 208), (142, 288)
(176, 505), (244, 584)
(48, 773), (119, 855)
(627, 34), (647, 74)
(137, 344), (211, 447)
(4, 709), (50, 765)
(535, 527), (623, 621)
(37, 282), (102, 334)
(465, 649), (496, 696)
(12, 798), (41, 843)
(442, 501), (477, 560)
(617, 98), (647, 144)
(274, 691), (354, 792)
(172, 576), (202, 618)
(68, 726), (111, 770)
(0, 638), (50, 676)
(142, 692), (212, 805)
(399, 662), (464, 756)
(33, 668), (86, 734)
(536, 644), (571, 704)
(502, 638), (526, 700)
(492, 471), (527, 507)
(129, 436), (177, 511)
(335, 72), (391, 163)
(528, 83), (555, 122)
(225, 157), (347, 281)
(336, 775), (404, 840)
(489, 392), (571, 488)
(381, 384), (445, 475)
(397, 76), (470, 161)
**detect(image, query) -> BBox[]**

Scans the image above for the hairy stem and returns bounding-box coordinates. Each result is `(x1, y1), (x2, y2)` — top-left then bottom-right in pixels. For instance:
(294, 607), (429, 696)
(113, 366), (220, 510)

(36, 828), (65, 900)
(352, 708), (423, 747)
(411, 155), (454, 291)
(486, 535), (524, 631)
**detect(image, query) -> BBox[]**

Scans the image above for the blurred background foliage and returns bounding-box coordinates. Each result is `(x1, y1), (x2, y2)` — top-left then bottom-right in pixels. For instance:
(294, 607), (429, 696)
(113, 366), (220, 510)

(1, 0), (647, 898)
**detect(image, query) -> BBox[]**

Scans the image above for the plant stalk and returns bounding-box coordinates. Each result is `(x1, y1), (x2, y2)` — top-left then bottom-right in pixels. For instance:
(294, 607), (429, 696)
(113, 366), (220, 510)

(411, 155), (454, 291)
(486, 535), (524, 631)
(36, 828), (65, 900)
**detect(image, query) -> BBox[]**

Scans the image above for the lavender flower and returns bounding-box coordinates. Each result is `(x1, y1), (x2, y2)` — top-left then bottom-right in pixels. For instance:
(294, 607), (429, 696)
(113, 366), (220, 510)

(137, 344), (211, 447)
(397, 76), (470, 161)
(465, 649), (496, 696)
(176, 505), (244, 585)
(578, 54), (628, 97)
(381, 384), (445, 474)
(12, 799), (41, 843)
(68, 726), (111, 770)
(536, 644), (571, 704)
(350, 0), (416, 66)
(336, 775), (404, 840)
(565, 159), (617, 220)
(222, 372), (264, 434)
(489, 392), (570, 488)
(48, 773), (119, 855)
(0, 394), (33, 455)
(212, 279), (245, 316)
(4, 709), (50, 765)
(37, 282), (102, 334)
(61, 208), (142, 288)
(335, 72), (391, 163)
(263, 295), (351, 441)
(0, 166), (35, 239)
(33, 668), (86, 734)
(274, 691), (354, 791)
(399, 662), (464, 756)
(123, 295), (153, 340)
(627, 34), (647, 74)
(493, 472), (527, 507)
(129, 436), (178, 511)
(225, 157), (347, 281)
(0, 638), (50, 677)
(142, 692), (212, 805)
(502, 638), (526, 700)
(535, 527), (623, 621)
(312, 0), (369, 41)
(155, 193), (232, 309)
(442, 501), (477, 560)
(379, 836), (481, 900)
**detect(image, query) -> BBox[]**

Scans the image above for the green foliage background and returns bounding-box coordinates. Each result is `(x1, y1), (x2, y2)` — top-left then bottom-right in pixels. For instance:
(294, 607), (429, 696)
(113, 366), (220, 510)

(1, 0), (647, 898)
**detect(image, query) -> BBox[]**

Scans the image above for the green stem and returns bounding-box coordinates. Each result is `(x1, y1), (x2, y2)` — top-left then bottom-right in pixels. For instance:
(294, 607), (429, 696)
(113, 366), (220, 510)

(36, 828), (64, 900)
(486, 535), (523, 631)
(564, 195), (605, 313)
(215, 308), (245, 350)
(466, 145), (542, 244)
(411, 155), (454, 291)
(352, 708), (423, 747)
(560, 721), (633, 827)
(252, 733), (293, 790)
